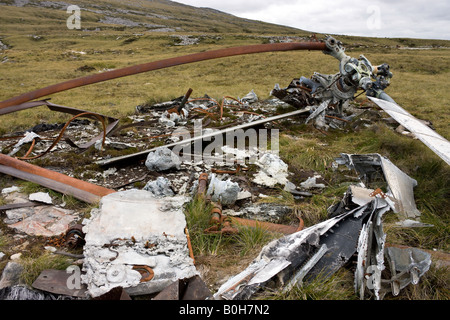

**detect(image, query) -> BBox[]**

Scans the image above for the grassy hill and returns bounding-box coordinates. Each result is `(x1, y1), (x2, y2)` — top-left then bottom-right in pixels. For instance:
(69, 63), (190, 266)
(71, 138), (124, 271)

(0, 0), (449, 301)
(0, 0), (306, 34)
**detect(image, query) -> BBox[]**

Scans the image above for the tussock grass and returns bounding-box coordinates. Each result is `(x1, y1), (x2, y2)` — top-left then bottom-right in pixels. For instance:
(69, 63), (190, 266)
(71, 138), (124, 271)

(184, 196), (278, 257)
(262, 268), (357, 300)
(19, 252), (73, 286)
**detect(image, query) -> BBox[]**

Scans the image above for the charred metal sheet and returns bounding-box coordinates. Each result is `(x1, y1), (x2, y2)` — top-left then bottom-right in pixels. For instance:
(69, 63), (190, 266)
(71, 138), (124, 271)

(0, 201), (42, 212)
(335, 153), (421, 219)
(0, 42), (327, 110)
(32, 269), (89, 298)
(368, 97), (450, 165)
(213, 199), (389, 300)
(93, 286), (132, 300)
(152, 275), (213, 300)
(96, 108), (311, 166)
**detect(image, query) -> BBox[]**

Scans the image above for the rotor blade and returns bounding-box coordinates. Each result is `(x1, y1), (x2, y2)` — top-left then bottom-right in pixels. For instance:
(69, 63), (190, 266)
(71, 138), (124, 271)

(368, 96), (450, 165)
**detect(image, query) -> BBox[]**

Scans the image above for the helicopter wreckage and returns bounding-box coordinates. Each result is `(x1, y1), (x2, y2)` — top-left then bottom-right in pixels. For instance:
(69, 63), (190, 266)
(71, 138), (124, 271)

(0, 36), (448, 300)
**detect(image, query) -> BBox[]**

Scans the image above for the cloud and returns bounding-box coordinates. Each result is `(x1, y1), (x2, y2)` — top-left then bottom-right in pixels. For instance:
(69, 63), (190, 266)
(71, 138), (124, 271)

(174, 0), (450, 39)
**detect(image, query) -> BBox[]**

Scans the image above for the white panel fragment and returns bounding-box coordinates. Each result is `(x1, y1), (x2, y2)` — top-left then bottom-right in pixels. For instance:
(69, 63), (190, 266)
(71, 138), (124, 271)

(81, 190), (198, 297)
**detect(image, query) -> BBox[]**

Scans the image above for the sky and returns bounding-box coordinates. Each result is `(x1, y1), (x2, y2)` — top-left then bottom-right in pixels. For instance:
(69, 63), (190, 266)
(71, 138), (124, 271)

(173, 0), (450, 40)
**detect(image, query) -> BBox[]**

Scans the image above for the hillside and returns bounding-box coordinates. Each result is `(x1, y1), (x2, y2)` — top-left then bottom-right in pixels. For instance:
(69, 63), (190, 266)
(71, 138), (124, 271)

(0, 0), (307, 34)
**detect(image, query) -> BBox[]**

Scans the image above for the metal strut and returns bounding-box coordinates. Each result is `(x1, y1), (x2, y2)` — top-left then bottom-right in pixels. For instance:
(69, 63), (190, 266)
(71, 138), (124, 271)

(0, 41), (327, 110)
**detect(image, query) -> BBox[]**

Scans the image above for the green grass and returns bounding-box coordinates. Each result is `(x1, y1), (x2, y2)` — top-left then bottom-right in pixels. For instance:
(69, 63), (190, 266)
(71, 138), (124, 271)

(19, 252), (74, 286)
(184, 195), (278, 257)
(261, 268), (357, 300)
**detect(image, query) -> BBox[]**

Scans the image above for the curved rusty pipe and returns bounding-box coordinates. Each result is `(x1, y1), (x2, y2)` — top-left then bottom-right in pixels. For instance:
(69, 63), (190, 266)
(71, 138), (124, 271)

(0, 41), (327, 110)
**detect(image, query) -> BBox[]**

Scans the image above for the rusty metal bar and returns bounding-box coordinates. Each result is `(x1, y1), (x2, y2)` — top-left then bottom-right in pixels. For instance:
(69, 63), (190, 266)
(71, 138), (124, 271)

(0, 154), (115, 203)
(231, 216), (304, 235)
(0, 165), (102, 203)
(0, 42), (327, 110)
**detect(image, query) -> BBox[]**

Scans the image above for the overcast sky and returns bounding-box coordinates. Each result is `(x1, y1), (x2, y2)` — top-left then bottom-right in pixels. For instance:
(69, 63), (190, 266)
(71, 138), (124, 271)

(174, 0), (450, 40)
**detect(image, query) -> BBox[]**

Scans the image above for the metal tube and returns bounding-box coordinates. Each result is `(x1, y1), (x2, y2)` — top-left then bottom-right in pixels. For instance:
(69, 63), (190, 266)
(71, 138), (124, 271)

(0, 42), (327, 110)
(0, 154), (115, 199)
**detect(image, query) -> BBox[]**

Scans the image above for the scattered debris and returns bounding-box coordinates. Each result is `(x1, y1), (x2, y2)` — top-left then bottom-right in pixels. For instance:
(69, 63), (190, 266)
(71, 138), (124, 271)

(1, 186), (21, 195)
(214, 199), (390, 300)
(253, 153), (290, 188)
(0, 36), (444, 301)
(32, 269), (89, 298)
(224, 202), (293, 224)
(152, 275), (213, 300)
(334, 153), (421, 220)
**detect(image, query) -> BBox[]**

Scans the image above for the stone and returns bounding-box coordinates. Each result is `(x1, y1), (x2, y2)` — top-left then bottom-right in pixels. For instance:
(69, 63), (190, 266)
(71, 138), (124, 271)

(1, 186), (21, 195)
(206, 174), (241, 206)
(143, 176), (175, 197)
(0, 262), (24, 289)
(145, 147), (181, 172)
(5, 206), (78, 237)
(300, 175), (326, 189)
(29, 192), (53, 204)
(253, 153), (289, 187)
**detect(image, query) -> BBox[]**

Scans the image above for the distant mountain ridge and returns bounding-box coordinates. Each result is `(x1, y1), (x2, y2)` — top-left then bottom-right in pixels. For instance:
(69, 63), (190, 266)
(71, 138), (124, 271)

(0, 0), (307, 34)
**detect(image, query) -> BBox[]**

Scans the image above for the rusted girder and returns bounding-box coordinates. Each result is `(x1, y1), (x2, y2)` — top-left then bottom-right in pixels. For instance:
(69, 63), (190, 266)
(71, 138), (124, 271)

(0, 42), (327, 110)
(0, 154), (115, 203)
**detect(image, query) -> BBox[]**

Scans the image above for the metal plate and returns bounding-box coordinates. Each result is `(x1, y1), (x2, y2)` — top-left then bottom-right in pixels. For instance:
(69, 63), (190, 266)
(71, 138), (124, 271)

(32, 269), (88, 298)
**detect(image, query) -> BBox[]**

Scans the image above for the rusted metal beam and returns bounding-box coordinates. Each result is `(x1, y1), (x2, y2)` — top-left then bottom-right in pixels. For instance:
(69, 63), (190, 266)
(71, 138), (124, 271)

(231, 216), (304, 235)
(0, 42), (327, 110)
(0, 154), (115, 203)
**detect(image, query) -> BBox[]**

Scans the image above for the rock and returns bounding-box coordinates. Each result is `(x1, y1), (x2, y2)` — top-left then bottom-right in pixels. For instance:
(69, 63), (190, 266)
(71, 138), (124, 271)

(5, 206), (78, 237)
(0, 262), (24, 289)
(206, 174), (241, 206)
(225, 202), (293, 223)
(300, 175), (326, 189)
(1, 186), (21, 195)
(0, 285), (55, 300)
(29, 192), (52, 204)
(143, 176), (175, 197)
(145, 147), (181, 172)
(253, 153), (289, 187)
(10, 253), (21, 261)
